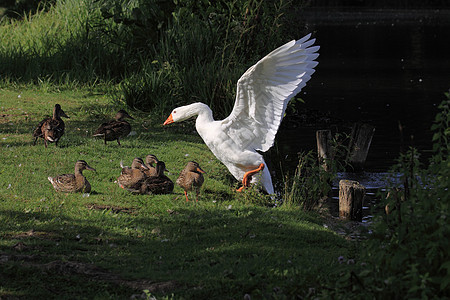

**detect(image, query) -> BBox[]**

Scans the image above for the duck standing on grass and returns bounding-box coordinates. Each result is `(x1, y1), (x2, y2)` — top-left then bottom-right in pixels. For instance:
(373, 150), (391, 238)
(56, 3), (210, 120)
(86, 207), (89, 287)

(33, 104), (69, 148)
(93, 110), (134, 145)
(48, 160), (96, 193)
(163, 34), (319, 194)
(140, 161), (174, 195)
(117, 157), (149, 192)
(176, 161), (206, 202)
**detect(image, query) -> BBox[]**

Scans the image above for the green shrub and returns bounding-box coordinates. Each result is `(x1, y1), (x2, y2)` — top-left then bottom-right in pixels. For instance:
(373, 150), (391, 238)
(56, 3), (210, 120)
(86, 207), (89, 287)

(319, 93), (450, 299)
(281, 132), (349, 210)
(0, 0), (303, 115)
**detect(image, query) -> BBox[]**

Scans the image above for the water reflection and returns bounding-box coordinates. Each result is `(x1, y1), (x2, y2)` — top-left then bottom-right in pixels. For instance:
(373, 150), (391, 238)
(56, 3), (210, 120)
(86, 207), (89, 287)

(270, 13), (449, 192)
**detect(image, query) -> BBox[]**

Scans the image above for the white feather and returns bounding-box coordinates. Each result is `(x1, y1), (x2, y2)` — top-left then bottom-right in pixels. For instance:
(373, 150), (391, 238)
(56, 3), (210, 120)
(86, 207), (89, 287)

(165, 34), (319, 194)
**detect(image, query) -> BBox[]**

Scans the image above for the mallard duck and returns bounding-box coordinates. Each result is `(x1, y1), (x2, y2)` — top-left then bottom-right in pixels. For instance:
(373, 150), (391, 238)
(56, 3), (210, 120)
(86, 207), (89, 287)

(140, 161), (174, 194)
(176, 161), (206, 202)
(33, 104), (69, 148)
(48, 160), (95, 193)
(117, 157), (148, 191)
(143, 154), (159, 177)
(93, 110), (134, 145)
(163, 34), (319, 194)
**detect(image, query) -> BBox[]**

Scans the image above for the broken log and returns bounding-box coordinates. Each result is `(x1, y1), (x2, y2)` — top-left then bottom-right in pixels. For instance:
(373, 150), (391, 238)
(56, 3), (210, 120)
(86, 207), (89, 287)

(346, 123), (375, 171)
(339, 179), (365, 221)
(316, 130), (332, 172)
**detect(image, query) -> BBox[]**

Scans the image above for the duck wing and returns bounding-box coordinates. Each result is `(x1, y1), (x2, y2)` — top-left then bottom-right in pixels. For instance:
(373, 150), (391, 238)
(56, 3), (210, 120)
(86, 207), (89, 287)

(221, 34), (319, 152)
(33, 117), (50, 137)
(50, 119), (65, 136)
(49, 174), (76, 192)
(94, 120), (130, 136)
(94, 121), (114, 135)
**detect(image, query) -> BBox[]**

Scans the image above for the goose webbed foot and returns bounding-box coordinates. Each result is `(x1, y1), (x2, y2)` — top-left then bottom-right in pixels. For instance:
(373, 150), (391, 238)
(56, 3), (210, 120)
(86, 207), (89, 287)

(236, 163), (265, 192)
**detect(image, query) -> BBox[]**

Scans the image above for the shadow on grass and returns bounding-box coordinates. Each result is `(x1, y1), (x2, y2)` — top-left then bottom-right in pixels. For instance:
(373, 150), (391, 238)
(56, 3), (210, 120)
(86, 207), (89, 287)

(0, 204), (346, 299)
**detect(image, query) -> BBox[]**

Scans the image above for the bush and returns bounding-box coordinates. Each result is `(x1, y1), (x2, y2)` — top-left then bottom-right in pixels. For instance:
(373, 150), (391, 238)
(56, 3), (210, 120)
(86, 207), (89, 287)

(0, 0), (303, 116)
(281, 132), (349, 210)
(319, 92), (450, 299)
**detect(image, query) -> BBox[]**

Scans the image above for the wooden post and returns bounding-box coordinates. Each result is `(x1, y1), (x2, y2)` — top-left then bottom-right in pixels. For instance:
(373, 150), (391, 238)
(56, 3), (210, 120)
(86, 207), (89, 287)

(316, 130), (332, 172)
(346, 123), (375, 171)
(339, 180), (365, 221)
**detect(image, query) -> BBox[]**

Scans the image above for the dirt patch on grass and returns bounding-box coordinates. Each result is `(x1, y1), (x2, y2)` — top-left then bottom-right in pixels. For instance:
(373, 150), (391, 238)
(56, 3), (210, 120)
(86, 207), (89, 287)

(0, 253), (180, 293)
(86, 204), (138, 215)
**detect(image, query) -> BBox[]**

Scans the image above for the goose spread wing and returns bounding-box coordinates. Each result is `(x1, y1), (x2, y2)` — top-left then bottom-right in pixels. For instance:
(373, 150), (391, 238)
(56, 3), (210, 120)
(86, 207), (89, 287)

(221, 34), (319, 152)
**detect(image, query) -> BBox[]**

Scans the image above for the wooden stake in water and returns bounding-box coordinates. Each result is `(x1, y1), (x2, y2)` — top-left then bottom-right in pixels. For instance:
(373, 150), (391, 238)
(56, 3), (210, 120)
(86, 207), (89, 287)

(347, 123), (375, 171)
(339, 179), (365, 221)
(316, 130), (332, 172)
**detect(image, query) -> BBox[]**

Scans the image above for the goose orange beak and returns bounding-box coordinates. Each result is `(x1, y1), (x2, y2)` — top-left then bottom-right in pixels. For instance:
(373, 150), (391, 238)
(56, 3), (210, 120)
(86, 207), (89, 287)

(163, 114), (174, 125)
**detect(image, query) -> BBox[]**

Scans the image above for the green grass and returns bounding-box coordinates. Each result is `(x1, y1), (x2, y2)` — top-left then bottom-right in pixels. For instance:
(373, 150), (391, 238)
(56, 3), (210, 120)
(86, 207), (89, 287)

(0, 88), (351, 299)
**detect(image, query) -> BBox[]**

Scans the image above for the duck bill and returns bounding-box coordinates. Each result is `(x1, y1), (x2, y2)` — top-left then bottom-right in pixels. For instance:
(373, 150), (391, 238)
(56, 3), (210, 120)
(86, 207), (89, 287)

(61, 110), (70, 118)
(163, 114), (174, 125)
(140, 164), (149, 170)
(197, 167), (206, 174)
(86, 166), (96, 172)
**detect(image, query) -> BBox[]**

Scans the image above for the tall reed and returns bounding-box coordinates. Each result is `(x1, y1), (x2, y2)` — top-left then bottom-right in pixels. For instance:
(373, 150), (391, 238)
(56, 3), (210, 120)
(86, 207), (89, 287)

(0, 0), (127, 85)
(1, 0), (302, 116)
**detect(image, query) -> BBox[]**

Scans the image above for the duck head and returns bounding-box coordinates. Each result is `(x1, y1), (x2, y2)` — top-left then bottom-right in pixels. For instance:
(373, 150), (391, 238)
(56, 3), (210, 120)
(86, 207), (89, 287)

(54, 104), (69, 119)
(115, 110), (134, 121)
(145, 154), (159, 167)
(155, 161), (169, 176)
(185, 161), (206, 174)
(75, 160), (96, 172)
(131, 157), (149, 170)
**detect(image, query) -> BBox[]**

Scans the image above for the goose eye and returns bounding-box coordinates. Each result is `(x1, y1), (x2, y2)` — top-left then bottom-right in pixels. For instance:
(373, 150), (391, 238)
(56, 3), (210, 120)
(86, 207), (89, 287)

(173, 110), (176, 114)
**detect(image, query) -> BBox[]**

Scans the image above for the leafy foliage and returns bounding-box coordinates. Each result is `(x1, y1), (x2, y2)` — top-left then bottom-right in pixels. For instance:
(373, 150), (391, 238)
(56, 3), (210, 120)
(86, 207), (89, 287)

(282, 132), (349, 210)
(0, 0), (305, 118)
(319, 92), (450, 299)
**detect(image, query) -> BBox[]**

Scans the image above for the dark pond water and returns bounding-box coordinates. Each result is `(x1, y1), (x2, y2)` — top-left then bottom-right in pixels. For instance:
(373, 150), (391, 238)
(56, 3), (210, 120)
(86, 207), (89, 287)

(269, 9), (450, 193)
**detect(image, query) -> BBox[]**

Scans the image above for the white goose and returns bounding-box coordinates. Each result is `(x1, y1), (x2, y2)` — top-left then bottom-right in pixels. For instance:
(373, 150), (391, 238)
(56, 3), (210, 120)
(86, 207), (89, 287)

(163, 34), (319, 194)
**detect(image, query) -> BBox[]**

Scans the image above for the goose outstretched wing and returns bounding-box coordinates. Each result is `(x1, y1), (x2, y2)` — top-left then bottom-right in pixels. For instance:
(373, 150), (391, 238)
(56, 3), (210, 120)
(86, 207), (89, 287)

(221, 34), (319, 152)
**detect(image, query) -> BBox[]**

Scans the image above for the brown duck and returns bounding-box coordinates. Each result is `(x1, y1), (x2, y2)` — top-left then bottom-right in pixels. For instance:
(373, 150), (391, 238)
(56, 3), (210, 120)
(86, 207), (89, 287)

(176, 161), (206, 202)
(33, 104), (69, 148)
(140, 161), (174, 195)
(93, 110), (134, 145)
(117, 157), (148, 191)
(48, 160), (95, 193)
(143, 154), (159, 177)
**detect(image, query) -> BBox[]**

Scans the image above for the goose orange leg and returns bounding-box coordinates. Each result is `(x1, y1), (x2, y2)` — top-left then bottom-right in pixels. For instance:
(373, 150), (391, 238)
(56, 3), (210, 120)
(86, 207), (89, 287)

(184, 191), (189, 202)
(237, 163), (265, 192)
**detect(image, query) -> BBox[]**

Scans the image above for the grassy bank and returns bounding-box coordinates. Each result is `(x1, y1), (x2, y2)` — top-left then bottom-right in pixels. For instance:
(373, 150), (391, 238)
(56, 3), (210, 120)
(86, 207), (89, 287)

(0, 0), (305, 118)
(0, 88), (350, 299)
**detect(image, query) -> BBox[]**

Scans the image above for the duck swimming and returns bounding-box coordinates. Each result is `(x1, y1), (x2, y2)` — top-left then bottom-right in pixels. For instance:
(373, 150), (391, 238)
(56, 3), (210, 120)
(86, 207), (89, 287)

(93, 110), (134, 145)
(163, 34), (319, 194)
(48, 160), (95, 193)
(33, 104), (69, 148)
(176, 161), (206, 202)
